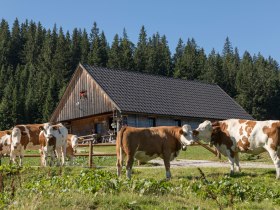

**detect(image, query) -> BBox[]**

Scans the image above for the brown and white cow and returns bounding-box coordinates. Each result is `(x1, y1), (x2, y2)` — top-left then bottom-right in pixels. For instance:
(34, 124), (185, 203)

(10, 124), (43, 165)
(39, 130), (56, 166)
(66, 134), (78, 165)
(0, 131), (12, 160)
(39, 132), (77, 166)
(116, 125), (194, 179)
(39, 123), (68, 166)
(193, 119), (280, 179)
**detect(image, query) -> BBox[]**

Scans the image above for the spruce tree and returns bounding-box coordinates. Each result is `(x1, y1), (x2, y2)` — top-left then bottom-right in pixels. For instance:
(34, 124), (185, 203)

(22, 20), (37, 65)
(0, 75), (17, 129)
(174, 38), (203, 80)
(172, 38), (184, 71)
(99, 31), (109, 67)
(88, 22), (102, 66)
(119, 29), (134, 70)
(108, 34), (121, 69)
(9, 18), (22, 67)
(43, 76), (58, 121)
(235, 51), (255, 116)
(0, 19), (10, 66)
(80, 29), (90, 64)
(221, 37), (239, 97)
(200, 49), (223, 84)
(134, 26), (148, 72)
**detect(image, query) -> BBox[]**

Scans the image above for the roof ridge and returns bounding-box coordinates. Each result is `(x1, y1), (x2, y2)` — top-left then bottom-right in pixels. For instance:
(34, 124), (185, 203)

(81, 63), (218, 87)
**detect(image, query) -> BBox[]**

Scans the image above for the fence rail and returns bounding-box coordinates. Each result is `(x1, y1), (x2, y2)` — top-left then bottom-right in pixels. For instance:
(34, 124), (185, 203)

(0, 141), (214, 167)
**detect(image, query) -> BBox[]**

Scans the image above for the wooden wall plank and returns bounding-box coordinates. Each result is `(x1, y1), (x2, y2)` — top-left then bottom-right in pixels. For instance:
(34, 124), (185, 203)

(53, 68), (115, 122)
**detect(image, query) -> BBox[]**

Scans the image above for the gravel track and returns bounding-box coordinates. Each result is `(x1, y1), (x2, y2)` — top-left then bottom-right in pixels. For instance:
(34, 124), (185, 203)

(148, 159), (275, 169)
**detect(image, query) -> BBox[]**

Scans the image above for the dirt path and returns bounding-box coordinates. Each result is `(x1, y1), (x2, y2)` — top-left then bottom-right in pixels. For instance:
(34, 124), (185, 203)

(148, 159), (275, 169)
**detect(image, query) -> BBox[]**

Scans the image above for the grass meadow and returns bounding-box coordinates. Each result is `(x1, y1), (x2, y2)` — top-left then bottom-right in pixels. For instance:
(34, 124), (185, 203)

(0, 145), (279, 209)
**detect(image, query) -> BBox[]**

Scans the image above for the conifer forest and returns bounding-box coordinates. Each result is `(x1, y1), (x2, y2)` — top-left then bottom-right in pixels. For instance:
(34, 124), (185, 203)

(0, 18), (279, 130)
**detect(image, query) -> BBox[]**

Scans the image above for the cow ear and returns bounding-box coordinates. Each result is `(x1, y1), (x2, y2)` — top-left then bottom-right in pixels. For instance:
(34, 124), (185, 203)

(179, 129), (183, 135)
(5, 130), (12, 135)
(53, 126), (59, 130)
(212, 121), (219, 127)
(212, 126), (221, 134)
(39, 126), (44, 131)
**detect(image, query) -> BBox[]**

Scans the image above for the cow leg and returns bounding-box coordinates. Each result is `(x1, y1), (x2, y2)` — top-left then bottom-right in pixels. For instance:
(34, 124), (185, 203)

(234, 152), (241, 172)
(10, 149), (17, 165)
(266, 147), (280, 179)
(163, 152), (172, 179)
(19, 147), (24, 166)
(50, 150), (56, 166)
(225, 149), (237, 175)
(228, 157), (235, 175)
(56, 150), (61, 166)
(116, 158), (122, 177)
(69, 155), (73, 166)
(62, 145), (67, 166)
(126, 154), (134, 179)
(19, 155), (23, 167)
(116, 147), (124, 177)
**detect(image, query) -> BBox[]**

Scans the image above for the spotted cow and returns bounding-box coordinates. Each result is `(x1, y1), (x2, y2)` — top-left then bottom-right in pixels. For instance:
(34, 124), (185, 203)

(10, 124), (43, 165)
(193, 119), (280, 179)
(39, 123), (68, 166)
(66, 134), (78, 165)
(0, 131), (11, 161)
(116, 125), (194, 179)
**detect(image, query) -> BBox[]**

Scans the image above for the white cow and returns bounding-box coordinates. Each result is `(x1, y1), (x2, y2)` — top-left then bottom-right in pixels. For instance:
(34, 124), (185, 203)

(39, 123), (68, 166)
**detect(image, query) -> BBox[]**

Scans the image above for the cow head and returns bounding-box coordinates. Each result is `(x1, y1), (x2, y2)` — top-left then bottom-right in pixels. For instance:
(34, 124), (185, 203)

(193, 120), (213, 143)
(180, 124), (195, 148)
(11, 127), (22, 149)
(39, 123), (56, 146)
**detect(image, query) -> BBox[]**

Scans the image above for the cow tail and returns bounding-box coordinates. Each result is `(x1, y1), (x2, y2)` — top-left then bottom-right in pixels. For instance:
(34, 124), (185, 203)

(117, 127), (126, 167)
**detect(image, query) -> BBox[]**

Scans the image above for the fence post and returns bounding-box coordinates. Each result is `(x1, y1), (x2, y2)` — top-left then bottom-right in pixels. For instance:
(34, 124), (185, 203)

(89, 140), (94, 168)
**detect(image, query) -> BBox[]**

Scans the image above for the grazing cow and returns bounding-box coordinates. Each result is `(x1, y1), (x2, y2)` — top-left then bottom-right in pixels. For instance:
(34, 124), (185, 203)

(10, 124), (43, 165)
(66, 134), (78, 165)
(116, 125), (194, 179)
(193, 119), (280, 179)
(39, 123), (68, 166)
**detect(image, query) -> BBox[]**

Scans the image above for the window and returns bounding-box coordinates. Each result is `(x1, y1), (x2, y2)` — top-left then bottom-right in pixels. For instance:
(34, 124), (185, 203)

(94, 123), (102, 134)
(122, 116), (128, 126)
(148, 117), (156, 127)
(174, 119), (181, 126)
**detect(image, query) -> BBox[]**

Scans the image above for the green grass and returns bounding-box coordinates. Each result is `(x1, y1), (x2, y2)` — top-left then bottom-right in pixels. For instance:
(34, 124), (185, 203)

(0, 144), (276, 209)
(1, 165), (280, 210)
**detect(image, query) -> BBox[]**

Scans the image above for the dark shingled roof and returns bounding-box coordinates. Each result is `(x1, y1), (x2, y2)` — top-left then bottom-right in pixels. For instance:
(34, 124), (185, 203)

(83, 64), (253, 120)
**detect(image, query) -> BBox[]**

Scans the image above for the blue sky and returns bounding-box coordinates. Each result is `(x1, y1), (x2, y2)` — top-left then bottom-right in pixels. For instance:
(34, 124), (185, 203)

(1, 0), (279, 63)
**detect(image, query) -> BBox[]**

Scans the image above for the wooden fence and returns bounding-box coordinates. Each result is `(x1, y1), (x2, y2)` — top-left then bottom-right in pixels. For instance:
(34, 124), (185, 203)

(0, 134), (217, 167)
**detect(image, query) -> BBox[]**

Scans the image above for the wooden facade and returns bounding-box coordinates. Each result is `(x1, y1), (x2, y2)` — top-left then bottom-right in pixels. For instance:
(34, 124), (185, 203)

(50, 65), (120, 136)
